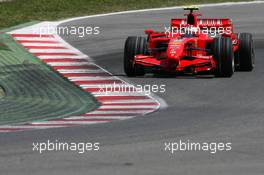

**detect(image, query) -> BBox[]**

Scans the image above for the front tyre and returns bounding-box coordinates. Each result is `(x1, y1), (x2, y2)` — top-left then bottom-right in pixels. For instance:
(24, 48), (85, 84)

(213, 37), (235, 77)
(236, 33), (255, 71)
(124, 36), (146, 77)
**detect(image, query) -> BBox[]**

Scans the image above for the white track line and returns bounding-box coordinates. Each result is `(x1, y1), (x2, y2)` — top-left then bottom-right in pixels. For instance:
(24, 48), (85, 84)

(57, 69), (106, 73)
(13, 37), (57, 41)
(68, 76), (116, 80)
(80, 84), (117, 88)
(38, 55), (89, 59)
(87, 110), (152, 114)
(21, 43), (66, 47)
(29, 49), (77, 53)
(92, 92), (149, 96)
(66, 116), (134, 120)
(101, 99), (158, 104)
(47, 62), (95, 66)
(68, 76), (117, 81)
(31, 121), (110, 125)
(99, 105), (157, 109)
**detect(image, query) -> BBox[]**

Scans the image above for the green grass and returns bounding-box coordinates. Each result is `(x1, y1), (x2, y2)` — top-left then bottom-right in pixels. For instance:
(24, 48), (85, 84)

(0, 0), (253, 29)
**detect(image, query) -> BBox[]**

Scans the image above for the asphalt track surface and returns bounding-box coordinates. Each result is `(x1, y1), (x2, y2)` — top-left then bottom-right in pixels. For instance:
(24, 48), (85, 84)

(1, 3), (264, 175)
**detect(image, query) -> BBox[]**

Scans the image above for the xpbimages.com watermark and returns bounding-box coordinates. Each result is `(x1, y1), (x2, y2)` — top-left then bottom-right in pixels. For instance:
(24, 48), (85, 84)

(34, 24), (100, 38)
(98, 82), (166, 95)
(164, 25), (232, 37)
(32, 140), (100, 154)
(164, 140), (232, 154)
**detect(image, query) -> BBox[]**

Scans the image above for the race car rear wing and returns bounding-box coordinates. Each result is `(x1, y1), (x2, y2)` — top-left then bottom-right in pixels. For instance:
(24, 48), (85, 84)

(171, 18), (233, 28)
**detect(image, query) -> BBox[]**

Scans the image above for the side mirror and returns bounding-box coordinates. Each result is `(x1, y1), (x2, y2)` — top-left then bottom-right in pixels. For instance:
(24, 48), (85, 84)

(144, 29), (154, 35)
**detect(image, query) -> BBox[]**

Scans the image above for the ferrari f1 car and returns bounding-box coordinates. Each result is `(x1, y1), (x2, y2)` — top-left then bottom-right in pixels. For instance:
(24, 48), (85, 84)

(124, 7), (255, 77)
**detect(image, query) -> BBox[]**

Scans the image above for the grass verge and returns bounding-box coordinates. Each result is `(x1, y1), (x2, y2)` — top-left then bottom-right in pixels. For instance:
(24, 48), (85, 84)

(0, 0), (253, 29)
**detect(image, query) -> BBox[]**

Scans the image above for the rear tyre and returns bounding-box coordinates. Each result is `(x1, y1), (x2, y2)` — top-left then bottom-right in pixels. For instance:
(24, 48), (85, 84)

(213, 37), (235, 77)
(236, 33), (255, 71)
(124, 36), (146, 77)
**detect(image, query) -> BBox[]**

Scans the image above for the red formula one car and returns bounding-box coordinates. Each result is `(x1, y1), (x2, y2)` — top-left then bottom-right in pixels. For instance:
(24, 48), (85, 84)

(124, 7), (255, 77)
